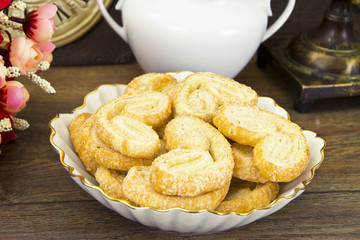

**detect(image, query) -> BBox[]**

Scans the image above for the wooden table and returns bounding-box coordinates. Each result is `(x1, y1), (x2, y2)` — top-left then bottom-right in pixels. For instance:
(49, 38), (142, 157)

(0, 58), (359, 239)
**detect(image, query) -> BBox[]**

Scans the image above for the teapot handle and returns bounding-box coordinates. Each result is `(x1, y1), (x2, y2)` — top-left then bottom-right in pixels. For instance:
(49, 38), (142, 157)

(96, 0), (128, 43)
(97, 0), (295, 44)
(262, 0), (296, 42)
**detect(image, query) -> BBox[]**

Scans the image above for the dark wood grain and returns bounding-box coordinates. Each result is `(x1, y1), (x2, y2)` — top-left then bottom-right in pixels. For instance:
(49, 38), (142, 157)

(0, 58), (359, 239)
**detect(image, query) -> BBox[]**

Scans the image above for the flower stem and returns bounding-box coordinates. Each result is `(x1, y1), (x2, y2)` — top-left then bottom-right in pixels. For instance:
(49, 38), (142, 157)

(0, 12), (23, 31)
(9, 16), (25, 24)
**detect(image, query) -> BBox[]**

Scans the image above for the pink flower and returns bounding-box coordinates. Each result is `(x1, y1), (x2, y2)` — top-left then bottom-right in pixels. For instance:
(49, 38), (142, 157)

(0, 56), (7, 89)
(37, 41), (55, 63)
(23, 4), (57, 43)
(0, 0), (12, 10)
(0, 81), (29, 115)
(9, 36), (43, 75)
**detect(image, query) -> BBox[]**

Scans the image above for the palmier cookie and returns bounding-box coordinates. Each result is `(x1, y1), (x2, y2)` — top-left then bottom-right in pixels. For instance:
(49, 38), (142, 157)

(94, 92), (171, 159)
(69, 112), (91, 156)
(96, 138), (167, 171)
(213, 104), (278, 147)
(124, 73), (178, 96)
(94, 165), (127, 200)
(79, 114), (153, 171)
(69, 113), (100, 175)
(232, 143), (269, 183)
(93, 127), (155, 171)
(71, 113), (154, 171)
(171, 72), (257, 122)
(122, 166), (228, 211)
(214, 104), (310, 182)
(216, 179), (279, 213)
(150, 115), (234, 197)
(253, 131), (310, 182)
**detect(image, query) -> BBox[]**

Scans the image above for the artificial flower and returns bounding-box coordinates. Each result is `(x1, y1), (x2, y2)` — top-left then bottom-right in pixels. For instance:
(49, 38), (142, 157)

(0, 1), (56, 146)
(36, 41), (55, 63)
(0, 80), (29, 115)
(23, 4), (57, 43)
(0, 111), (16, 143)
(0, 0), (12, 10)
(9, 36), (43, 75)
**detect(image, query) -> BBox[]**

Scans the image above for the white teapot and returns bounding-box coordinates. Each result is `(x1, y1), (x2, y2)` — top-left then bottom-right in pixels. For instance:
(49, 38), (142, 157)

(97, 0), (295, 78)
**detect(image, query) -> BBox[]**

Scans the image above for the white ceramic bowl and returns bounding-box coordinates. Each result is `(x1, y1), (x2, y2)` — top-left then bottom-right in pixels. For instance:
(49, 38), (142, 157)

(49, 72), (325, 233)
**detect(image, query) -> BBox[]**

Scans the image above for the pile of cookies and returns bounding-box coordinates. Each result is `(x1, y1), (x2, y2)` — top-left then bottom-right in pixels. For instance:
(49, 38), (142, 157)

(69, 72), (310, 213)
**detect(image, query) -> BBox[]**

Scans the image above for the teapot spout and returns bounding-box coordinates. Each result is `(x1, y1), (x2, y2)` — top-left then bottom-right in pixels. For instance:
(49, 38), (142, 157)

(260, 0), (273, 17)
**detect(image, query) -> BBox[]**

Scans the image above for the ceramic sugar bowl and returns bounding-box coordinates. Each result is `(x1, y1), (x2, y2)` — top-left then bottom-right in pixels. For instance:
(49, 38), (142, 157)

(97, 0), (296, 78)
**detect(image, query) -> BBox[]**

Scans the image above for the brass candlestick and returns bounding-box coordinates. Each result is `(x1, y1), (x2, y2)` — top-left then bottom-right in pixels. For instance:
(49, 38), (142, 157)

(258, 0), (360, 112)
